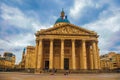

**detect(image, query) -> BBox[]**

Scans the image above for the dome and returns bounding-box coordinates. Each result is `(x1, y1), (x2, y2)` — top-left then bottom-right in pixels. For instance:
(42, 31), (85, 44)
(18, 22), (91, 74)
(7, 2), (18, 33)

(54, 9), (70, 24)
(55, 17), (70, 24)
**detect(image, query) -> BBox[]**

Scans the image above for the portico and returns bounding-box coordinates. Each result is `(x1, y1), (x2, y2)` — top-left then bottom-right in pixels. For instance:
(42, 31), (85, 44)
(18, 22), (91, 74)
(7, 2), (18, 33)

(35, 37), (100, 70)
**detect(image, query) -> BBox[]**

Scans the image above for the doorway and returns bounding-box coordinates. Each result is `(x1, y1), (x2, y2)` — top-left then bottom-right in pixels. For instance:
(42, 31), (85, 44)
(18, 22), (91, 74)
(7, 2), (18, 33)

(64, 58), (69, 70)
(45, 61), (49, 70)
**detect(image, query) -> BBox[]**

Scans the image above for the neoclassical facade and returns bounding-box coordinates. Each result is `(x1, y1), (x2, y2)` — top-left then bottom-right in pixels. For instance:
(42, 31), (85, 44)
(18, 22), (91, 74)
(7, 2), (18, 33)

(35, 10), (100, 72)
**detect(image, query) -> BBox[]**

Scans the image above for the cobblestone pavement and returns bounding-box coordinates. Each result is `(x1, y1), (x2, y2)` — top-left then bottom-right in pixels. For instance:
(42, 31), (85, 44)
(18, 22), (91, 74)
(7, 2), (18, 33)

(0, 72), (120, 80)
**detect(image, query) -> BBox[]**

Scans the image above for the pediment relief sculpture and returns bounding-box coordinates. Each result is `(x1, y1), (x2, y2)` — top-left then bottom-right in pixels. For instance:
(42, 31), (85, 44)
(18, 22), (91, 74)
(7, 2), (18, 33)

(45, 26), (89, 34)
(38, 24), (97, 35)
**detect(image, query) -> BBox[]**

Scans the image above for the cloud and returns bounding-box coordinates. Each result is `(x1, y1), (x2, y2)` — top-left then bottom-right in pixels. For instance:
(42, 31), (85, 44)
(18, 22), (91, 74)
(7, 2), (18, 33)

(0, 33), (35, 63)
(0, 3), (51, 64)
(69, 0), (120, 21)
(107, 30), (120, 52)
(69, 0), (97, 20)
(83, 6), (120, 54)
(1, 3), (39, 31)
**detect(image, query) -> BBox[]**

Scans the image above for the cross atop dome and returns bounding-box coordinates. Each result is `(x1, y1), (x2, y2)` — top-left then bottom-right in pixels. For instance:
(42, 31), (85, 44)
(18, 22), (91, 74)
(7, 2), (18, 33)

(61, 8), (65, 19)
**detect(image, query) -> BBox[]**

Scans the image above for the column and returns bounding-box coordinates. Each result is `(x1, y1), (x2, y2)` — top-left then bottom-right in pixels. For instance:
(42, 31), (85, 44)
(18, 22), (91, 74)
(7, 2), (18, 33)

(61, 39), (64, 69)
(81, 40), (87, 69)
(89, 45), (93, 69)
(35, 40), (39, 69)
(49, 39), (53, 69)
(79, 43), (82, 69)
(96, 42), (101, 69)
(37, 39), (43, 70)
(92, 41), (98, 69)
(72, 39), (76, 70)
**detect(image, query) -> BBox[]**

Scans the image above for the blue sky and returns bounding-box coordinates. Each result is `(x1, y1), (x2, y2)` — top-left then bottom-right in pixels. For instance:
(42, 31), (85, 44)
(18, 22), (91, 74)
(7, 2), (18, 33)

(0, 0), (120, 64)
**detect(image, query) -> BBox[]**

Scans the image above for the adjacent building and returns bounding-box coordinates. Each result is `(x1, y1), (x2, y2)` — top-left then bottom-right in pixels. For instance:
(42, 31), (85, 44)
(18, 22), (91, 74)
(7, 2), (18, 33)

(19, 46), (35, 71)
(25, 46), (36, 69)
(100, 52), (120, 70)
(0, 52), (16, 71)
(19, 48), (26, 69)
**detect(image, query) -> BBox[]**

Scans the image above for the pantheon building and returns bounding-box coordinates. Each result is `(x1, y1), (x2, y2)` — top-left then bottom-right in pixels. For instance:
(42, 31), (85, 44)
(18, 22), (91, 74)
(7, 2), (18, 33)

(35, 10), (100, 72)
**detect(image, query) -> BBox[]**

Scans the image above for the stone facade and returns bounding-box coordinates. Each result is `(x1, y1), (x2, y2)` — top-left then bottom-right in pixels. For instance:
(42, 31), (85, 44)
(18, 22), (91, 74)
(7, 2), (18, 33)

(35, 21), (100, 73)
(19, 46), (36, 72)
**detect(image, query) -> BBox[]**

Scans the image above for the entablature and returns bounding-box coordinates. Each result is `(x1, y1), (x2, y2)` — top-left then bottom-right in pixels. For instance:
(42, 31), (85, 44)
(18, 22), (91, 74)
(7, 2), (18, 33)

(36, 35), (98, 41)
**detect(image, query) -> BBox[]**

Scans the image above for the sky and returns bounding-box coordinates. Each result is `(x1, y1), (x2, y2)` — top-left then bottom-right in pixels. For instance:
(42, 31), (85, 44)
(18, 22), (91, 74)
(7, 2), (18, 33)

(0, 0), (120, 64)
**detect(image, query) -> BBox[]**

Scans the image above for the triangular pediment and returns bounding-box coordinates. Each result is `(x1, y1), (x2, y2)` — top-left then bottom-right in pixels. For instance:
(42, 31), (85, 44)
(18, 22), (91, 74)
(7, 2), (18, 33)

(38, 23), (97, 35)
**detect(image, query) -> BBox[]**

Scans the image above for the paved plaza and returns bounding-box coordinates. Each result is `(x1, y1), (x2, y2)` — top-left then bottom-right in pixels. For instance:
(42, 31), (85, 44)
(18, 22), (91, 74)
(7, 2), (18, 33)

(0, 72), (120, 80)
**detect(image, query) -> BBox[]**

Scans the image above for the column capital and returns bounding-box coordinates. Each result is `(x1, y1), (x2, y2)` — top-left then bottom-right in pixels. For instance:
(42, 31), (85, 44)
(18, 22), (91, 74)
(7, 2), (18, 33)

(71, 39), (75, 42)
(91, 40), (98, 43)
(96, 41), (99, 44)
(36, 37), (39, 41)
(36, 40), (39, 45)
(39, 39), (43, 42)
(50, 39), (54, 41)
(81, 39), (86, 42)
(61, 39), (65, 41)
(39, 38), (43, 40)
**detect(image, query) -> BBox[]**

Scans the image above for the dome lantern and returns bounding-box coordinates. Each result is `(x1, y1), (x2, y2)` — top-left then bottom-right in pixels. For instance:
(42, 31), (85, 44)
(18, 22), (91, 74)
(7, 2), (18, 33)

(61, 8), (65, 19)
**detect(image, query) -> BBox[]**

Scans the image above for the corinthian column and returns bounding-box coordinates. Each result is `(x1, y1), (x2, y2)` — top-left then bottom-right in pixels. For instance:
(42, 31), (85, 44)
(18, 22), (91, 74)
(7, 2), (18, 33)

(92, 41), (98, 69)
(72, 39), (76, 70)
(37, 39), (43, 70)
(89, 45), (93, 69)
(96, 42), (101, 69)
(35, 40), (39, 70)
(49, 39), (53, 69)
(81, 40), (87, 69)
(61, 39), (64, 70)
